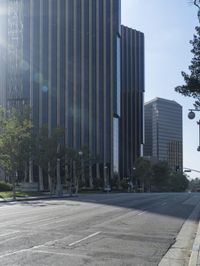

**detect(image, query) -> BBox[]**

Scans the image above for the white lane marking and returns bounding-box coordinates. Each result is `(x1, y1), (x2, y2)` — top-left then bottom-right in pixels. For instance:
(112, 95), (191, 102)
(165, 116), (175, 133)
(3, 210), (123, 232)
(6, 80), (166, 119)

(137, 211), (145, 216)
(36, 218), (70, 227)
(0, 248), (30, 259)
(0, 236), (20, 245)
(0, 248), (89, 259)
(30, 250), (88, 258)
(162, 202), (167, 206)
(0, 231), (19, 237)
(0, 236), (71, 258)
(25, 216), (61, 226)
(68, 231), (101, 247)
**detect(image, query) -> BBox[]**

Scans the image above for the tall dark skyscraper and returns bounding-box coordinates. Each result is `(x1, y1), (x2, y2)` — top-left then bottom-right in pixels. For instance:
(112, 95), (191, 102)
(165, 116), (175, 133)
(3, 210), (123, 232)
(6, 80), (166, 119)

(0, 0), (7, 108)
(1, 0), (121, 185)
(120, 26), (145, 178)
(0, 1), (146, 187)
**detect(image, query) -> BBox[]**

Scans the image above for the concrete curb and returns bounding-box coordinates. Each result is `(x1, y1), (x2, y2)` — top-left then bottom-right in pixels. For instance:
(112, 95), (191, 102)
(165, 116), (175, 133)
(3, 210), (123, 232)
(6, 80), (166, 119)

(189, 218), (200, 266)
(159, 202), (200, 266)
(0, 194), (73, 203)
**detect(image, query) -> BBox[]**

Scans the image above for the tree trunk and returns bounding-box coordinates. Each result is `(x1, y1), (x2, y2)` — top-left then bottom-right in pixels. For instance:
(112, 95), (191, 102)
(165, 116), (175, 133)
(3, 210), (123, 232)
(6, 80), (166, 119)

(118, 174), (121, 189)
(56, 159), (62, 196)
(75, 179), (79, 195)
(89, 166), (93, 189)
(12, 173), (16, 200)
(69, 161), (73, 196)
(48, 163), (52, 195)
(104, 167), (107, 189)
(29, 159), (33, 183)
(24, 162), (28, 183)
(39, 166), (44, 192)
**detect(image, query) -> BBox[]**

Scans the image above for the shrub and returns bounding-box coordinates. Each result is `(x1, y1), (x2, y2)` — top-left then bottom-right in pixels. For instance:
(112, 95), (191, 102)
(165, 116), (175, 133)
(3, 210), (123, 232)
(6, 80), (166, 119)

(0, 181), (12, 192)
(120, 179), (128, 190)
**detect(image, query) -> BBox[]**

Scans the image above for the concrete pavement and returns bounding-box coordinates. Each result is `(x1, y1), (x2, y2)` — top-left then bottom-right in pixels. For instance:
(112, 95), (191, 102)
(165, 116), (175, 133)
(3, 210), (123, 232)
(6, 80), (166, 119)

(188, 209), (200, 266)
(0, 193), (200, 265)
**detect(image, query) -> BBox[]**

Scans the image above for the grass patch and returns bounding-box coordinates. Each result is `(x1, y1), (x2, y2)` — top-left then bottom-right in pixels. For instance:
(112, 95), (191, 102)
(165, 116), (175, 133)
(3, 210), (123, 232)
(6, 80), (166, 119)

(0, 191), (48, 198)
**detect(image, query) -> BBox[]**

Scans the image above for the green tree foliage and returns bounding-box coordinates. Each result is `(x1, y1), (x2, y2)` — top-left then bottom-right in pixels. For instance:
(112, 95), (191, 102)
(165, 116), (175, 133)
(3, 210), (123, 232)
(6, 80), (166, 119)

(167, 172), (189, 192)
(0, 181), (12, 192)
(64, 147), (78, 195)
(151, 161), (170, 191)
(0, 107), (33, 199)
(133, 158), (189, 192)
(175, 16), (200, 106)
(189, 177), (200, 191)
(134, 157), (152, 192)
(193, 0), (200, 8)
(64, 146), (97, 194)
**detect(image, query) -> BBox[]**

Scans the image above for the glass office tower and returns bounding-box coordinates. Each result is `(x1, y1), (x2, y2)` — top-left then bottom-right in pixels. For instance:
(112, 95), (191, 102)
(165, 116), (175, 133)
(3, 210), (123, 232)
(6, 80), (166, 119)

(144, 98), (183, 172)
(0, 0), (7, 108)
(120, 26), (145, 178)
(20, 0), (121, 183)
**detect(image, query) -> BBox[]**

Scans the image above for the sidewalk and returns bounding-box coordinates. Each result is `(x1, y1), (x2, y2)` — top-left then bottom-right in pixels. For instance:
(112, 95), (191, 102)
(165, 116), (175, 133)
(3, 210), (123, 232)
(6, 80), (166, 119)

(159, 203), (200, 266)
(189, 218), (200, 266)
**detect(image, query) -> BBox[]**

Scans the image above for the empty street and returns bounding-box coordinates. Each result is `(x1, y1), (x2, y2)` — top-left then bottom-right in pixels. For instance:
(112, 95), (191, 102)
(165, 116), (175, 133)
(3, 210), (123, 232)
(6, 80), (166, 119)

(0, 193), (200, 266)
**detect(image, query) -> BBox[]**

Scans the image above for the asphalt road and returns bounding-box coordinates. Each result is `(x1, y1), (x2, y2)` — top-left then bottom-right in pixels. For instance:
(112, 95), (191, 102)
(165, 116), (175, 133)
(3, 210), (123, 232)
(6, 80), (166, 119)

(0, 192), (200, 266)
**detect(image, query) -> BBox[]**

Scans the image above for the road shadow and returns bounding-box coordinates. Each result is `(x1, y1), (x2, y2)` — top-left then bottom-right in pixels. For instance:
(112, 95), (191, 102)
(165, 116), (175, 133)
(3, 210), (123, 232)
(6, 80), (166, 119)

(1, 192), (200, 221)
(63, 192), (200, 221)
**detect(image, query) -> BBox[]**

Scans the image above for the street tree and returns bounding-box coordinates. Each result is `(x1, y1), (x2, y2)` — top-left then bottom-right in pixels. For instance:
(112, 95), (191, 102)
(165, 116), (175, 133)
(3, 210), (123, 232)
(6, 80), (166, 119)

(168, 172), (189, 192)
(33, 125), (64, 194)
(134, 157), (152, 192)
(151, 161), (170, 191)
(0, 107), (33, 199)
(64, 147), (78, 196)
(175, 3), (200, 106)
(64, 146), (96, 195)
(189, 177), (200, 191)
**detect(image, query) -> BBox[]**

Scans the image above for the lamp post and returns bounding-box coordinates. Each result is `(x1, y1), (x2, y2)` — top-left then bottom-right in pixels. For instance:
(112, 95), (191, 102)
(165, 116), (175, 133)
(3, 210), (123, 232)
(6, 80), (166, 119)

(104, 166), (110, 192)
(132, 167), (136, 192)
(188, 108), (200, 151)
(78, 151), (83, 177)
(77, 151), (83, 192)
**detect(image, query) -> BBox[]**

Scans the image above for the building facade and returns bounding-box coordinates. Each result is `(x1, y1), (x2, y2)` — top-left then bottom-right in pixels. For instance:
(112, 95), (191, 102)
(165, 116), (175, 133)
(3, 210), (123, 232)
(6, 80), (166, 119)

(120, 26), (145, 178)
(0, 0), (147, 187)
(1, 0), (121, 186)
(144, 98), (183, 171)
(0, 0), (8, 108)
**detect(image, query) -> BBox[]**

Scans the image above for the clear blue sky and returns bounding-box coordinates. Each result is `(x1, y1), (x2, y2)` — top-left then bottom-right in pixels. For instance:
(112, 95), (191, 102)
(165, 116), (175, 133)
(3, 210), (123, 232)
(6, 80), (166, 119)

(122, 0), (199, 179)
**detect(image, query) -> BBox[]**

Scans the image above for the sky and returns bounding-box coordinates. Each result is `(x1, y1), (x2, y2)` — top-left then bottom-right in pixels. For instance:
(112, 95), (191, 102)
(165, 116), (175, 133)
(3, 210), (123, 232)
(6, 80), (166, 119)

(121, 0), (199, 179)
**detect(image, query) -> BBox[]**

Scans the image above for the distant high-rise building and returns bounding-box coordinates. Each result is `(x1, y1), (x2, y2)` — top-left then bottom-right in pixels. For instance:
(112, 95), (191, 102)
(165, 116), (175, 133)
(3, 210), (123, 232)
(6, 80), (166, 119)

(144, 98), (183, 171)
(120, 26), (145, 178)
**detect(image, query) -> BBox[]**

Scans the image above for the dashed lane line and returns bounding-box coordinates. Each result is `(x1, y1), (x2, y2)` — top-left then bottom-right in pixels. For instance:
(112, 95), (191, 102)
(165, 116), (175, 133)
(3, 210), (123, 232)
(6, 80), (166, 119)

(68, 231), (101, 247)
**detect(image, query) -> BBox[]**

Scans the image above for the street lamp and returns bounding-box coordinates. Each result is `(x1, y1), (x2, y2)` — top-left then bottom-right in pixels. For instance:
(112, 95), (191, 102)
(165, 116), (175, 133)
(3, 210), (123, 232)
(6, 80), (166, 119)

(132, 167), (137, 192)
(188, 108), (200, 151)
(78, 150), (83, 183)
(78, 151), (83, 156)
(188, 111), (195, 120)
(104, 166), (110, 192)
